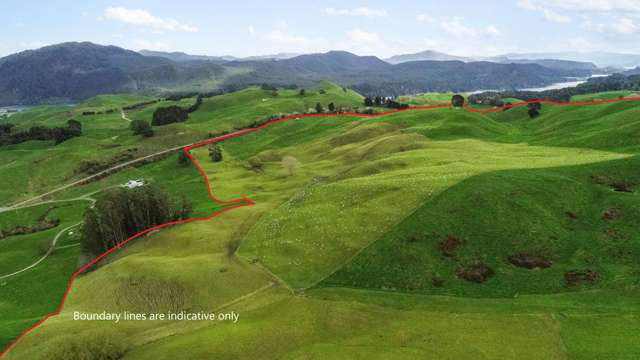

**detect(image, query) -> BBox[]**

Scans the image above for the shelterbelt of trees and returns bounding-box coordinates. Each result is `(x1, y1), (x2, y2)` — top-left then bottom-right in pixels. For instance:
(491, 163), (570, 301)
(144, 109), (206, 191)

(0, 119), (82, 146)
(82, 185), (192, 256)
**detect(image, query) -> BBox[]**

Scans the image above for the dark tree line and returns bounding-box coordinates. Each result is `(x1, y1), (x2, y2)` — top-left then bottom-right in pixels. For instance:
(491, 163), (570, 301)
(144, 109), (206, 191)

(151, 95), (205, 126)
(151, 105), (189, 126)
(81, 185), (192, 256)
(122, 99), (160, 111)
(363, 96), (408, 109)
(0, 119), (82, 146)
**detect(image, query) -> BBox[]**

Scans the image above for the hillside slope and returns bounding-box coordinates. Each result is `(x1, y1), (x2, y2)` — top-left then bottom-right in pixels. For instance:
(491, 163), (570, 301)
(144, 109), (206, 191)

(0, 43), (598, 105)
(0, 43), (230, 105)
(2, 91), (640, 359)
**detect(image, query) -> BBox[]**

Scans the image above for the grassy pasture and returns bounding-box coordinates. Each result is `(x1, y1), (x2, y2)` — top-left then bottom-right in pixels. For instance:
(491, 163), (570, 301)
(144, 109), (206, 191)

(2, 88), (640, 359)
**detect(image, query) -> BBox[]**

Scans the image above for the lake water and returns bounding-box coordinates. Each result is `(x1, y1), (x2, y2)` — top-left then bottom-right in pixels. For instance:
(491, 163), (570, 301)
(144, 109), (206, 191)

(0, 105), (30, 115)
(469, 75), (610, 94)
(519, 79), (586, 92)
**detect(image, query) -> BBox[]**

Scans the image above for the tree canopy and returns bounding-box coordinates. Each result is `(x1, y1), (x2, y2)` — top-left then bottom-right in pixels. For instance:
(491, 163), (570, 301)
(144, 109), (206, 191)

(81, 185), (192, 256)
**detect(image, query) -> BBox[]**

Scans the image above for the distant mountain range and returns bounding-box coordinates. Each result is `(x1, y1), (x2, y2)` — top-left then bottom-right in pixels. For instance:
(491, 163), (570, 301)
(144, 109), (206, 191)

(1, 42), (639, 105)
(491, 51), (640, 69)
(385, 50), (469, 64)
(139, 50), (299, 63)
(626, 67), (640, 76)
(386, 50), (640, 70)
(0, 42), (228, 105)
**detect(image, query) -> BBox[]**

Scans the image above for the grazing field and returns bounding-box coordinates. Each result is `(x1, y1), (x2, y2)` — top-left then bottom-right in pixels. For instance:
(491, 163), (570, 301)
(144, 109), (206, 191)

(0, 81), (363, 204)
(2, 87), (640, 359)
(0, 201), (88, 350)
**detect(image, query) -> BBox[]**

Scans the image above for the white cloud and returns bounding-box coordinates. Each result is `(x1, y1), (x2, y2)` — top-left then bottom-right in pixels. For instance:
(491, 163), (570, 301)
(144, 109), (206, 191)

(611, 17), (639, 33)
(584, 17), (639, 34)
(347, 28), (380, 43)
(248, 26), (255, 34)
(534, 0), (640, 12)
(440, 17), (501, 37)
(416, 14), (437, 23)
(104, 7), (198, 32)
(485, 25), (501, 36)
(325, 7), (388, 17)
(518, 0), (538, 10)
(518, 1), (571, 22)
(543, 9), (571, 22)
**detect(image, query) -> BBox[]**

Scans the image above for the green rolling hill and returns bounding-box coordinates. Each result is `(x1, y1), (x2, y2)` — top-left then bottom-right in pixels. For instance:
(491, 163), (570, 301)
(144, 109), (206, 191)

(1, 83), (639, 359)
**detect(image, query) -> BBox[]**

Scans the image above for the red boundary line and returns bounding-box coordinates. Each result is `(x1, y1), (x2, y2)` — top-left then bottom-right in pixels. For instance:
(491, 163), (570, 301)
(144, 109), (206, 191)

(2, 96), (640, 357)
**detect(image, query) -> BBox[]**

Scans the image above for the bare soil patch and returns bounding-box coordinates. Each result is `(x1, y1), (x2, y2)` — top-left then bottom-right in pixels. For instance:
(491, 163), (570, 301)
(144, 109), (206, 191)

(565, 270), (599, 287)
(602, 207), (621, 221)
(610, 181), (633, 193)
(439, 235), (463, 257)
(508, 253), (552, 269)
(565, 211), (577, 220)
(457, 263), (495, 283)
(0, 207), (60, 239)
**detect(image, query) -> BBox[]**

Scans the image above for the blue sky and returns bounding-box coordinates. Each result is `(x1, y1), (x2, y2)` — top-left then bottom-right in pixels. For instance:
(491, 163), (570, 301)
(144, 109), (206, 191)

(1, 0), (639, 58)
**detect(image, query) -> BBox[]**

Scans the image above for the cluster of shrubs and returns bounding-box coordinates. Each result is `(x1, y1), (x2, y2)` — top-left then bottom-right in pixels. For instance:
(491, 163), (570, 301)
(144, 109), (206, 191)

(130, 120), (153, 137)
(468, 92), (506, 107)
(81, 109), (116, 116)
(363, 96), (409, 109)
(466, 93), (540, 118)
(150, 94), (206, 127)
(76, 148), (137, 175)
(122, 99), (160, 111)
(0, 119), (82, 146)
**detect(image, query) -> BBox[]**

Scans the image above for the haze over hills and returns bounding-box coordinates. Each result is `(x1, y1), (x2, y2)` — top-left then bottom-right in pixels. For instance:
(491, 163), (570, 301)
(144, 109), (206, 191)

(1, 42), (638, 105)
(491, 51), (640, 68)
(385, 50), (470, 64)
(138, 50), (233, 63)
(626, 67), (640, 76)
(387, 49), (640, 70)
(139, 50), (299, 63)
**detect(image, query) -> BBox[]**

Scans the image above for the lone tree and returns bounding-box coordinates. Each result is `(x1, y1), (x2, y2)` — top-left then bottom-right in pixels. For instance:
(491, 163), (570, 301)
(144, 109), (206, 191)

(528, 102), (542, 118)
(81, 185), (192, 256)
(315, 102), (324, 113)
(209, 144), (223, 162)
(328, 102), (336, 112)
(130, 120), (154, 138)
(299, 88), (306, 96)
(451, 94), (465, 108)
(178, 150), (190, 166)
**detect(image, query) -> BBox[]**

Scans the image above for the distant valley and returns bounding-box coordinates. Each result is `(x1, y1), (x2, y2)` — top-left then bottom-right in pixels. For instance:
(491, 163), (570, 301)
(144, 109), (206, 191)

(1, 42), (639, 106)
